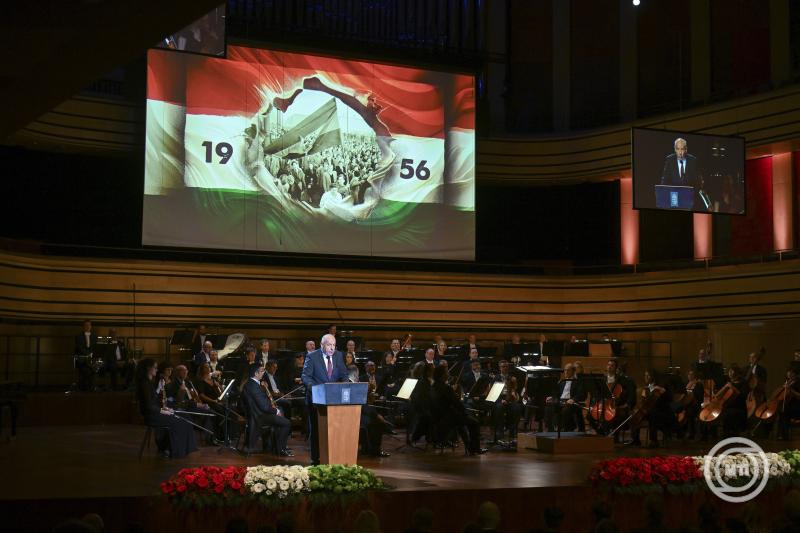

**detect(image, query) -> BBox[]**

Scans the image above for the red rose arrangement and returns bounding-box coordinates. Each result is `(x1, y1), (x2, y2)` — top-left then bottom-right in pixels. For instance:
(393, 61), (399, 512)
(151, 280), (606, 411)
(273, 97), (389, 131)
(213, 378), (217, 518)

(589, 456), (703, 489)
(161, 466), (247, 508)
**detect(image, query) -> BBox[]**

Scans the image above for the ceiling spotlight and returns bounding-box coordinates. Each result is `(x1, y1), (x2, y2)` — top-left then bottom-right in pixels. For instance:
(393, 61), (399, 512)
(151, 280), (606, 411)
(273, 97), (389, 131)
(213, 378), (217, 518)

(633, 0), (640, 5)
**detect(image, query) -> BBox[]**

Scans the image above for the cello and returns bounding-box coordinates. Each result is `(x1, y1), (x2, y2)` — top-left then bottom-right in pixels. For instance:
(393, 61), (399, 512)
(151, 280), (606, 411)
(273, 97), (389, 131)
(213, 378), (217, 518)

(590, 380), (622, 423)
(699, 381), (739, 423)
(753, 376), (796, 422)
(674, 376), (700, 426)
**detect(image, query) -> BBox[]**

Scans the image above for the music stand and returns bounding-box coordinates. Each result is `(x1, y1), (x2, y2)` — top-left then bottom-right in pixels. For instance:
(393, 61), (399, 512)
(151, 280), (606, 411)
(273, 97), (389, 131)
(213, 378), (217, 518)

(485, 382), (505, 403)
(393, 379), (421, 451)
(216, 379), (243, 455)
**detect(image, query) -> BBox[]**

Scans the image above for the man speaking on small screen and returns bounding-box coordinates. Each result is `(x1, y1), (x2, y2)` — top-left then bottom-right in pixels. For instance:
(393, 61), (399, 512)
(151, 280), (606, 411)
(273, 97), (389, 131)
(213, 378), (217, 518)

(660, 137), (697, 186)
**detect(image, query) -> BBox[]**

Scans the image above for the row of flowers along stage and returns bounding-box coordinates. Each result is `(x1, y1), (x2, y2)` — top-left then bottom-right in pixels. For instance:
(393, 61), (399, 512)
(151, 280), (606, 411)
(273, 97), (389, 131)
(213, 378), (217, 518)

(5, 451), (800, 531)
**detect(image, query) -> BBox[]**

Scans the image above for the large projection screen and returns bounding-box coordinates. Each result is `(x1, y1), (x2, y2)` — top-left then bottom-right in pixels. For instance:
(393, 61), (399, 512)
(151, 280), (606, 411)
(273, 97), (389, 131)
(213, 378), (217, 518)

(143, 46), (475, 260)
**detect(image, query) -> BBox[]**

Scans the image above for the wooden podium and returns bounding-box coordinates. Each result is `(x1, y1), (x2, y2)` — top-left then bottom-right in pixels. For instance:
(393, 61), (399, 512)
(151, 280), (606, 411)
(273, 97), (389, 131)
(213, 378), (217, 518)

(312, 383), (368, 465)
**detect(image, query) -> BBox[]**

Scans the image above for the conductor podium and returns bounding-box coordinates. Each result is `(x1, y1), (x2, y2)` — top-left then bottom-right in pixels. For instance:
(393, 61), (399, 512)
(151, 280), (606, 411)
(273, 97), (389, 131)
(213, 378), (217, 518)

(312, 383), (368, 465)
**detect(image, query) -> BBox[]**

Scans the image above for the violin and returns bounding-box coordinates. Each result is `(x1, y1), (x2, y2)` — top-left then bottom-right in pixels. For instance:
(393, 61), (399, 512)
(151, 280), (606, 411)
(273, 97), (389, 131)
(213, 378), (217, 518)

(590, 380), (622, 423)
(699, 381), (739, 422)
(754, 379), (797, 421)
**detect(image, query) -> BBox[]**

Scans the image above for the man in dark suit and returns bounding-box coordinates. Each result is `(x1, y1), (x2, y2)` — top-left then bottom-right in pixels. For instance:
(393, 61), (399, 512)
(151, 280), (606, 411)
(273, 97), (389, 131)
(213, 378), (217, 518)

(74, 319), (98, 390)
(461, 360), (485, 395)
(191, 325), (208, 355)
(660, 137), (699, 187)
(301, 334), (348, 465)
(544, 363), (585, 432)
(194, 341), (213, 366)
(242, 363), (292, 456)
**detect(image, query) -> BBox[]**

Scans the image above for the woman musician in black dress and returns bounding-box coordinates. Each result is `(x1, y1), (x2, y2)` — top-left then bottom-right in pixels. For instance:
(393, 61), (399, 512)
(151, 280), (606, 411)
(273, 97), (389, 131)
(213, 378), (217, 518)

(135, 358), (198, 458)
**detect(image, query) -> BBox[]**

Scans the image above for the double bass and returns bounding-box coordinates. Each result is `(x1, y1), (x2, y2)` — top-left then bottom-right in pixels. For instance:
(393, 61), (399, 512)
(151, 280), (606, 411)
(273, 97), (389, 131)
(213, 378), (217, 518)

(699, 381), (739, 423)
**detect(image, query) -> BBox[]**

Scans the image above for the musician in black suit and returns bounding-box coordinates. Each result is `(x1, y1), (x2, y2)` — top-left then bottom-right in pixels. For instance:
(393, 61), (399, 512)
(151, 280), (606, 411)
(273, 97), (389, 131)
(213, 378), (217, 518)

(104, 327), (133, 390)
(74, 320), (98, 390)
(628, 370), (673, 448)
(430, 365), (487, 455)
(262, 360), (293, 422)
(377, 351), (400, 398)
(492, 360), (522, 442)
(544, 363), (586, 432)
(242, 364), (292, 456)
(461, 360), (485, 395)
(191, 324), (208, 355)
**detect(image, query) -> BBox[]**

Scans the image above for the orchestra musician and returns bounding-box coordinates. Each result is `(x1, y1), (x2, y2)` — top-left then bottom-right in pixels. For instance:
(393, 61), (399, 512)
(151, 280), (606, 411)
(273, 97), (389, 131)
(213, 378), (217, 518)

(746, 350), (768, 401)
(777, 368), (800, 440)
(435, 340), (448, 358)
(208, 349), (223, 379)
(191, 325), (208, 355)
(628, 370), (672, 448)
(258, 339), (272, 365)
(345, 351), (359, 382)
(424, 348), (438, 366)
(360, 361), (391, 457)
(676, 369), (704, 441)
(544, 363), (586, 432)
(594, 360), (631, 441)
(790, 349), (800, 375)
(492, 360), (521, 442)
(408, 362), (432, 444)
(461, 360), (485, 395)
(263, 360), (293, 422)
(385, 339), (401, 363)
(722, 365), (748, 437)
(103, 328), (134, 390)
(74, 319), (98, 390)
(430, 365), (487, 455)
(345, 340), (357, 365)
(242, 364), (293, 456)
(468, 348), (480, 362)
(194, 341), (213, 366)
(301, 334), (348, 465)
(377, 351), (400, 398)
(135, 358), (197, 458)
(305, 340), (316, 356)
(465, 334), (479, 353)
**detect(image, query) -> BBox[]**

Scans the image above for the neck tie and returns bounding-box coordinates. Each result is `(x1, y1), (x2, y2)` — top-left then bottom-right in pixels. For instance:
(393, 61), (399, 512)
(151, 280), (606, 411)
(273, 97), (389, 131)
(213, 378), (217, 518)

(680, 161), (684, 179)
(326, 355), (333, 379)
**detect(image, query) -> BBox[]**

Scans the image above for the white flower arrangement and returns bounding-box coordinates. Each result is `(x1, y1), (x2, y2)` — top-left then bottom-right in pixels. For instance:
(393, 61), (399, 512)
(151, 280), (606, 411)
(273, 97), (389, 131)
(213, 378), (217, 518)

(694, 452), (791, 482)
(244, 465), (310, 499)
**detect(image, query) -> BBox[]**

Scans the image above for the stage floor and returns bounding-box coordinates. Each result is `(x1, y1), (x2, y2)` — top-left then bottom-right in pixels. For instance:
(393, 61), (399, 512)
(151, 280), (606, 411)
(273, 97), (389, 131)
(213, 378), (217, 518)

(2, 423), (793, 501)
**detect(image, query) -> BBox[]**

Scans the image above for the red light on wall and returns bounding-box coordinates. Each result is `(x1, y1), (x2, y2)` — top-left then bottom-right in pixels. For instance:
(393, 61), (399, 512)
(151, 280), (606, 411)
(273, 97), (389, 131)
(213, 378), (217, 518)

(620, 174), (639, 265)
(772, 152), (793, 252)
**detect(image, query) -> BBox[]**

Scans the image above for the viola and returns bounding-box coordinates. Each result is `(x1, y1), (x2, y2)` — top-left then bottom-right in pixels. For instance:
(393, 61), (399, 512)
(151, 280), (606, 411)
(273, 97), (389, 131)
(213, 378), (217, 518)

(753, 379), (796, 421)
(699, 381), (739, 423)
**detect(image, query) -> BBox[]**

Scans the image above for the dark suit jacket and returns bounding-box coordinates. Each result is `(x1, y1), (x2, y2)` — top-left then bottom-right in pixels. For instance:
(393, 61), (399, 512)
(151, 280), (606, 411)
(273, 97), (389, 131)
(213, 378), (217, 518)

(554, 379), (585, 402)
(301, 349), (348, 401)
(661, 153), (698, 186)
(747, 363), (767, 384)
(243, 378), (278, 417)
(194, 351), (211, 365)
(461, 371), (486, 393)
(75, 332), (98, 356)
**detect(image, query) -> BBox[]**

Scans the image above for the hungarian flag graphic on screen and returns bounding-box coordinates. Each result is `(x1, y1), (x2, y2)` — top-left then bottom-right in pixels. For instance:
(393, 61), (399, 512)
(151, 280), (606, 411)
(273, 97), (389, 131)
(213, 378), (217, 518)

(144, 45), (475, 260)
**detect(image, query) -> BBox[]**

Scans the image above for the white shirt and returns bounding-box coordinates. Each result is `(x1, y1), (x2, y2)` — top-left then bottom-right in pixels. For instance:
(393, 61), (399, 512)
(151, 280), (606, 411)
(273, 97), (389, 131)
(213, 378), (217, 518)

(115, 344), (121, 361)
(260, 351), (269, 363)
(677, 158), (685, 177)
(267, 373), (279, 393)
(84, 331), (91, 348)
(560, 380), (573, 400)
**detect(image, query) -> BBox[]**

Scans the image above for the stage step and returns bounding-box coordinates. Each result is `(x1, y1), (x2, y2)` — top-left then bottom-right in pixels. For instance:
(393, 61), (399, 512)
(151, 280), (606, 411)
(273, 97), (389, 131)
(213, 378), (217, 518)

(517, 431), (614, 454)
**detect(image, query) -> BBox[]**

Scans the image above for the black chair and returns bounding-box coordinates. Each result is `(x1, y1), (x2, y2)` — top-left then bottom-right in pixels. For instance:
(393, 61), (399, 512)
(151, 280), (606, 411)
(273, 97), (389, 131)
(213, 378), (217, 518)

(239, 393), (277, 455)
